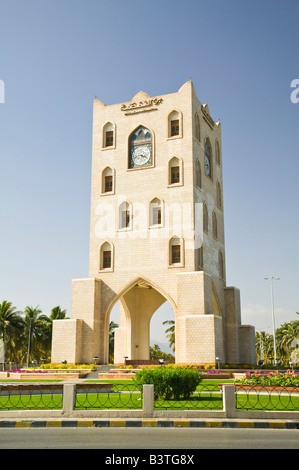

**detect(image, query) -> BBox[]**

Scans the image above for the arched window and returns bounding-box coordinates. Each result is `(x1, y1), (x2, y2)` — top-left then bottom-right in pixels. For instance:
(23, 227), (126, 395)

(150, 198), (162, 226)
(168, 110), (182, 138)
(128, 125), (152, 169)
(103, 122), (115, 148)
(217, 182), (222, 208)
(119, 201), (132, 230)
(203, 203), (208, 233)
(212, 211), (218, 239)
(196, 236), (203, 270)
(215, 139), (221, 166)
(169, 236), (183, 266)
(100, 242), (113, 270)
(219, 251), (224, 279)
(168, 157), (182, 185)
(101, 166), (114, 194)
(195, 114), (201, 142)
(196, 160), (202, 189)
(204, 137), (212, 178)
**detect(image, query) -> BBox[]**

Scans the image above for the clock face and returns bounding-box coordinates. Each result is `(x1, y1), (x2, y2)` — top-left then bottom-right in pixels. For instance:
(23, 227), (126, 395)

(132, 145), (151, 166)
(205, 155), (211, 176)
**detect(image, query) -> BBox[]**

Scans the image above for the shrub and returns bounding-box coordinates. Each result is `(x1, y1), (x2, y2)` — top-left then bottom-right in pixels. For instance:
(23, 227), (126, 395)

(134, 367), (202, 400)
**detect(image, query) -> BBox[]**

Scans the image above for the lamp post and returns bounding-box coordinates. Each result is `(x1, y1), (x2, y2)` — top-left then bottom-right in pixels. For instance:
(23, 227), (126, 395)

(264, 276), (280, 367)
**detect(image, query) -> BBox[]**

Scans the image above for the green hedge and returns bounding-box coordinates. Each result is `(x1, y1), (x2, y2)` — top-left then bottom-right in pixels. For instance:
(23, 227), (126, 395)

(134, 367), (202, 400)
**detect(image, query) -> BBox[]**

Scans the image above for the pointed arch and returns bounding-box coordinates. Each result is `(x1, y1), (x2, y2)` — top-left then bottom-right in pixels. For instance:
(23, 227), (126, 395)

(105, 275), (178, 326)
(128, 125), (153, 169)
(168, 109), (183, 138)
(119, 200), (132, 230)
(101, 166), (115, 194)
(203, 202), (208, 233)
(215, 139), (221, 166)
(219, 250), (225, 279)
(169, 236), (184, 266)
(99, 241), (114, 271)
(195, 113), (201, 142)
(103, 121), (115, 149)
(168, 156), (183, 186)
(212, 211), (218, 239)
(217, 181), (222, 208)
(149, 197), (163, 226)
(196, 159), (202, 189)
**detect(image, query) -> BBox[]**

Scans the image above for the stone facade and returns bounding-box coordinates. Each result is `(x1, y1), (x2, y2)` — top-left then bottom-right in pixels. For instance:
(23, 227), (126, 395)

(51, 81), (256, 365)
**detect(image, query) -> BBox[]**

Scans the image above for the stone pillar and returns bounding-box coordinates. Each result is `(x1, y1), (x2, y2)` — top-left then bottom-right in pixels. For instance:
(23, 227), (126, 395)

(224, 287), (241, 364)
(239, 325), (256, 364)
(175, 272), (224, 365)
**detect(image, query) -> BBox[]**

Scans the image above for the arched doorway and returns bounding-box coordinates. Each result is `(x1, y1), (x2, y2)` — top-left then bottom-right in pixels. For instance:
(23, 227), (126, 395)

(104, 277), (176, 364)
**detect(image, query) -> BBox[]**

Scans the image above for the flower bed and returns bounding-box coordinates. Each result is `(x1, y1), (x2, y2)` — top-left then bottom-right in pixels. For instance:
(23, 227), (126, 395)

(234, 369), (299, 387)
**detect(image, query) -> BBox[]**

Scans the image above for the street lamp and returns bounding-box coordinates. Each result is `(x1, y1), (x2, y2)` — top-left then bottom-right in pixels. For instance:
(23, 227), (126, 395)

(264, 276), (280, 367)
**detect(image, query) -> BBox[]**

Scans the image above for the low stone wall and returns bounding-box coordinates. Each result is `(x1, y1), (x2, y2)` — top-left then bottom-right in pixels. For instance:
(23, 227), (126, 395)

(7, 372), (88, 379)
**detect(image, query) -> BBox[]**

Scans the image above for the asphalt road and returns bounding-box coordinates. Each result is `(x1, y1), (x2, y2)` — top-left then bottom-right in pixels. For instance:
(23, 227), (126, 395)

(0, 427), (298, 450)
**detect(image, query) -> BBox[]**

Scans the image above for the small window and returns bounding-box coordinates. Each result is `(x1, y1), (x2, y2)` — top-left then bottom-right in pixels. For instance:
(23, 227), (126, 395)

(171, 119), (179, 137)
(196, 160), (202, 188)
(150, 198), (162, 227)
(196, 243), (203, 270)
(103, 122), (115, 149)
(219, 251), (224, 279)
(105, 175), (113, 192)
(169, 236), (183, 266)
(168, 157), (182, 186)
(103, 250), (111, 268)
(212, 211), (218, 239)
(203, 203), (208, 233)
(195, 114), (201, 141)
(153, 207), (161, 225)
(171, 166), (180, 184)
(100, 242), (113, 271)
(168, 111), (182, 138)
(101, 167), (114, 194)
(171, 245), (181, 264)
(119, 201), (132, 229)
(105, 131), (113, 147)
(215, 140), (221, 166)
(217, 182), (222, 208)
(122, 210), (130, 228)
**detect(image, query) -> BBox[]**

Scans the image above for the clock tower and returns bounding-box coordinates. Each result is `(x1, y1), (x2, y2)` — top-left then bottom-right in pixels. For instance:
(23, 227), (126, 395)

(51, 81), (256, 366)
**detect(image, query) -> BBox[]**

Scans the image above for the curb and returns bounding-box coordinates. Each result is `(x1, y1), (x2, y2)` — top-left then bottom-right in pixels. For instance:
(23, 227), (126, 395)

(1, 419), (299, 429)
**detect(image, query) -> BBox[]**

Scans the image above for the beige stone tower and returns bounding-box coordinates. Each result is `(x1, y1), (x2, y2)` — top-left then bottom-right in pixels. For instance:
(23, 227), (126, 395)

(51, 81), (256, 365)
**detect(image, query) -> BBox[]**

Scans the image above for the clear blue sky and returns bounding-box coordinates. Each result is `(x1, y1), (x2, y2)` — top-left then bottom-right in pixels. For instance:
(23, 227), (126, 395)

(0, 0), (298, 347)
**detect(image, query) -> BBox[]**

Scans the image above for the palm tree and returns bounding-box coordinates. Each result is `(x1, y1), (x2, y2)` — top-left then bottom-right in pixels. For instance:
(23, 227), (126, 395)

(150, 344), (162, 359)
(23, 306), (50, 366)
(49, 306), (68, 322)
(0, 301), (23, 369)
(163, 320), (175, 352)
(276, 320), (299, 363)
(255, 331), (274, 364)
